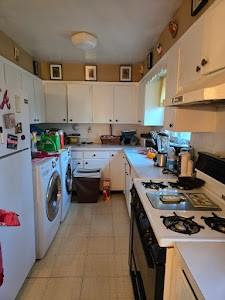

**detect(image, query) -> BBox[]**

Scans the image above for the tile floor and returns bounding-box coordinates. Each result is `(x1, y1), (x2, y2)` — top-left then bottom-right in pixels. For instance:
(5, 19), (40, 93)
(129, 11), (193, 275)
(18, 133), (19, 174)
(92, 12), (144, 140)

(17, 193), (134, 300)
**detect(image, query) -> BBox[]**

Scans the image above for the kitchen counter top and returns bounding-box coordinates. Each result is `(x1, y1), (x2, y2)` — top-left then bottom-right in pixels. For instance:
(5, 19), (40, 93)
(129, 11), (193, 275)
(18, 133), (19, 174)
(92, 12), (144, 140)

(123, 148), (176, 179)
(175, 242), (225, 300)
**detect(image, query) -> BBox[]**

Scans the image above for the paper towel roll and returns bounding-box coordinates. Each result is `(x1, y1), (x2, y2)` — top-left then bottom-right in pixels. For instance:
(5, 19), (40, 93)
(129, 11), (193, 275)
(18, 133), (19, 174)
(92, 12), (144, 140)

(187, 159), (194, 177)
(180, 152), (190, 177)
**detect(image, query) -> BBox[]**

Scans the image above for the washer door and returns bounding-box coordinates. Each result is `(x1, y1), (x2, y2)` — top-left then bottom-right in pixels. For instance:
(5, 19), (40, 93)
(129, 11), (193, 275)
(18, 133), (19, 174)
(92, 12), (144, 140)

(65, 162), (72, 194)
(46, 171), (61, 221)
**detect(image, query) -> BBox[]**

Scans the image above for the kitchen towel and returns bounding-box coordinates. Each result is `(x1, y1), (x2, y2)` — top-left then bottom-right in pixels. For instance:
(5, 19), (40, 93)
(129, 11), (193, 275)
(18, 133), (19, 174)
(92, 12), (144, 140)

(0, 209), (20, 226)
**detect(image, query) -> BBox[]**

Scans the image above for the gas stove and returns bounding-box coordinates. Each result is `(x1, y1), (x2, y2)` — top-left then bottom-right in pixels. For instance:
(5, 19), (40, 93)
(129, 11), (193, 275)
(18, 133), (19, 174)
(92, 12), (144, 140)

(133, 153), (225, 246)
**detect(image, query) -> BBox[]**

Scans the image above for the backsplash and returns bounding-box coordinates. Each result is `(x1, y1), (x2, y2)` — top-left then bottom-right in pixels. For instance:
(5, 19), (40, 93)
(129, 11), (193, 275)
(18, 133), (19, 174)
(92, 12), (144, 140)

(39, 123), (162, 144)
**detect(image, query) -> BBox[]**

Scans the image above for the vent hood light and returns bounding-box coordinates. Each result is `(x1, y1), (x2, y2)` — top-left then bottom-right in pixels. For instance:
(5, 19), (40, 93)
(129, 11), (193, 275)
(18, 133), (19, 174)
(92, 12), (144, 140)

(71, 32), (97, 50)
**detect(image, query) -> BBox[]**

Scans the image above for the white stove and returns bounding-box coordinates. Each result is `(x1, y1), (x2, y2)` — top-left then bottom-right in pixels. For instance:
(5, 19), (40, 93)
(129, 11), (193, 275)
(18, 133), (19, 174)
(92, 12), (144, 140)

(133, 170), (225, 247)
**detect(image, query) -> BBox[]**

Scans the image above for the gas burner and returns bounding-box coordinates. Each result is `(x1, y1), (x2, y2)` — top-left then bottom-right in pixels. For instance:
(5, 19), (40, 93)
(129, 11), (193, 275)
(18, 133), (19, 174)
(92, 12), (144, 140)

(201, 213), (225, 234)
(142, 181), (168, 190)
(160, 212), (204, 235)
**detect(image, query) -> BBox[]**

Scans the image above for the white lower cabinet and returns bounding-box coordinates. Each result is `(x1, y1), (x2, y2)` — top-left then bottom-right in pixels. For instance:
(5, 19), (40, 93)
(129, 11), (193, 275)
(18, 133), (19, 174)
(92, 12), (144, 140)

(109, 151), (124, 191)
(124, 157), (132, 217)
(71, 149), (124, 191)
(165, 248), (204, 300)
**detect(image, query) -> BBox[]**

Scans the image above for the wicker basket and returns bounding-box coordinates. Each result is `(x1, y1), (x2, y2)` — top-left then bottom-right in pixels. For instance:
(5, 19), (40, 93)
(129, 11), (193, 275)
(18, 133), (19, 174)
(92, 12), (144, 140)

(100, 135), (121, 145)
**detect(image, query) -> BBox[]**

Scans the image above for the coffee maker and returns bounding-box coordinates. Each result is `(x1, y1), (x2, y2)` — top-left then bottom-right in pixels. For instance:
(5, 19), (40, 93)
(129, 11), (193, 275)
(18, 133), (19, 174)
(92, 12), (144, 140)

(155, 132), (169, 167)
(121, 130), (138, 145)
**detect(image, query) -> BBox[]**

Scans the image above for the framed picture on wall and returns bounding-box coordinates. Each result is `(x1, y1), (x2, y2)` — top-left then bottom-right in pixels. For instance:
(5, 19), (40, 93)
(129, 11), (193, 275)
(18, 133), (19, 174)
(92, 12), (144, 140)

(191, 0), (208, 16)
(120, 65), (132, 81)
(50, 64), (62, 80)
(85, 65), (97, 81)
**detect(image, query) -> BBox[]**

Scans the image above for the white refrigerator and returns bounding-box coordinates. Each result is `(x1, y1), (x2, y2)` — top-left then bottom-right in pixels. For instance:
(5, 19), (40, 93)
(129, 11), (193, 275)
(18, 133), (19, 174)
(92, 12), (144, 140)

(0, 63), (35, 300)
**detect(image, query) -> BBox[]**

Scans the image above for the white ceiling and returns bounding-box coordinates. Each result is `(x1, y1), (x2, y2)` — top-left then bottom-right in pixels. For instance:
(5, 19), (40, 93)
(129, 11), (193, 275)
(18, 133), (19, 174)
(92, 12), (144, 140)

(0, 0), (182, 64)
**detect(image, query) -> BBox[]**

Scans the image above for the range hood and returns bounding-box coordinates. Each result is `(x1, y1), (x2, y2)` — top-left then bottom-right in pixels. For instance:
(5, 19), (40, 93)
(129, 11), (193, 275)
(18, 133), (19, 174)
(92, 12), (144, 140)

(173, 69), (225, 105)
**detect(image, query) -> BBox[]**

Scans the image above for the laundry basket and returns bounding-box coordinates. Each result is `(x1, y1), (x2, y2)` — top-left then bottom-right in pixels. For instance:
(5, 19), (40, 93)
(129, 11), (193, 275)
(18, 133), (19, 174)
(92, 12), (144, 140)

(73, 168), (101, 203)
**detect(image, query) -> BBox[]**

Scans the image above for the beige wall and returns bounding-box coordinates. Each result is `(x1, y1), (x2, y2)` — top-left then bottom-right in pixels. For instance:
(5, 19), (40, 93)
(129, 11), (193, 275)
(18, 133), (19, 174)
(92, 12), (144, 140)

(143, 0), (216, 74)
(0, 30), (34, 74)
(40, 62), (143, 82)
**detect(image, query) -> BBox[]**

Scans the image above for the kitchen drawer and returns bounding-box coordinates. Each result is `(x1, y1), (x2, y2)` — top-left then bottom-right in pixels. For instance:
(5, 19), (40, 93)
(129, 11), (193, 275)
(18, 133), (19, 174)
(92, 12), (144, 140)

(72, 159), (83, 171)
(71, 151), (83, 159)
(108, 150), (120, 158)
(83, 151), (110, 159)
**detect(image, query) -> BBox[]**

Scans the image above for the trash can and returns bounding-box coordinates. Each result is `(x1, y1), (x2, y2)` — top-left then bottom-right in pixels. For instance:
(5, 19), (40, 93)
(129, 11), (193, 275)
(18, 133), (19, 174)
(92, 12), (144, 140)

(73, 168), (101, 203)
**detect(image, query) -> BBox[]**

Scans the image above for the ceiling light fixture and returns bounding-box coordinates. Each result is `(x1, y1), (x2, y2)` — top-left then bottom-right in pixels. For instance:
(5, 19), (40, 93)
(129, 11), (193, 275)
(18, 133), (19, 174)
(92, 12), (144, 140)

(71, 32), (97, 50)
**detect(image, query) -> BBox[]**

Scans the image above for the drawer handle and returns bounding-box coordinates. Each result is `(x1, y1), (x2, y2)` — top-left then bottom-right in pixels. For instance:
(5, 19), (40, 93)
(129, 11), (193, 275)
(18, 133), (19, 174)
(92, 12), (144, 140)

(70, 119), (73, 122)
(93, 154), (96, 157)
(115, 119), (118, 122)
(109, 119), (112, 122)
(195, 65), (201, 73)
(201, 58), (208, 67)
(111, 154), (114, 157)
(85, 162), (88, 165)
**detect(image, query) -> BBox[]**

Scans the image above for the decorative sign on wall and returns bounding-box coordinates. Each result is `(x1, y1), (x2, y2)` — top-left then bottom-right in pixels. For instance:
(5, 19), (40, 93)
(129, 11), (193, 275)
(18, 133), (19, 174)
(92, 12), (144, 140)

(85, 65), (97, 81)
(191, 0), (208, 16)
(168, 20), (179, 38)
(120, 65), (132, 81)
(156, 43), (163, 56)
(0, 90), (11, 110)
(50, 64), (63, 80)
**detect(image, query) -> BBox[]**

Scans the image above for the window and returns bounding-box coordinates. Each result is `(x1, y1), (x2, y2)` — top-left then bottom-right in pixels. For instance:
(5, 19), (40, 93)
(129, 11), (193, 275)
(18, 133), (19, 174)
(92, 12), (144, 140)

(168, 131), (191, 145)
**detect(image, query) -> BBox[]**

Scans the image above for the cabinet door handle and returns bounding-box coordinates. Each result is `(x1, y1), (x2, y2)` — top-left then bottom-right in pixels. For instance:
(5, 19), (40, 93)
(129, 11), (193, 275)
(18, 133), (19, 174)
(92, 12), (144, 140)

(195, 65), (201, 72)
(63, 118), (66, 122)
(109, 119), (112, 122)
(70, 119), (72, 122)
(85, 162), (88, 165)
(169, 123), (174, 128)
(115, 119), (118, 122)
(93, 154), (96, 157)
(111, 154), (114, 157)
(201, 58), (208, 66)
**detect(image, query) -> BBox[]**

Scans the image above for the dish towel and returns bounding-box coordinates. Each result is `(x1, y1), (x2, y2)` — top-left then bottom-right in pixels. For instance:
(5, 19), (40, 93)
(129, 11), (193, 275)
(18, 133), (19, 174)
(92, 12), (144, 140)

(0, 244), (3, 286)
(0, 209), (20, 226)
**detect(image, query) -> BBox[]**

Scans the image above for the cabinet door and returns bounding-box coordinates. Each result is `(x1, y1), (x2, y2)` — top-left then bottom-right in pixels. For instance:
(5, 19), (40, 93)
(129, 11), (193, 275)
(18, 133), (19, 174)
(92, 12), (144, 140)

(4, 62), (22, 94)
(84, 159), (109, 179)
(165, 44), (179, 104)
(45, 83), (67, 123)
(22, 73), (36, 123)
(178, 18), (204, 93)
(92, 85), (114, 123)
(124, 161), (132, 217)
(34, 78), (45, 123)
(68, 84), (92, 123)
(114, 85), (137, 124)
(201, 0), (225, 75)
(137, 83), (145, 124)
(109, 151), (124, 191)
(0, 59), (5, 88)
(174, 269), (196, 300)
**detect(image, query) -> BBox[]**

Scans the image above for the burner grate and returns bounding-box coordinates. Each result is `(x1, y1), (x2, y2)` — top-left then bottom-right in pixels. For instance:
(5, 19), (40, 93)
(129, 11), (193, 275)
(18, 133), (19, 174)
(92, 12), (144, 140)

(201, 213), (225, 234)
(142, 181), (168, 190)
(161, 212), (204, 235)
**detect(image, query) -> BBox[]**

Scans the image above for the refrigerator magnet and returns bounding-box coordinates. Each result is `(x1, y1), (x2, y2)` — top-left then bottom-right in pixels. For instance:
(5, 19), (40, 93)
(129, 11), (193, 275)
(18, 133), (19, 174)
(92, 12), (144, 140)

(3, 113), (16, 129)
(15, 122), (22, 134)
(7, 134), (18, 150)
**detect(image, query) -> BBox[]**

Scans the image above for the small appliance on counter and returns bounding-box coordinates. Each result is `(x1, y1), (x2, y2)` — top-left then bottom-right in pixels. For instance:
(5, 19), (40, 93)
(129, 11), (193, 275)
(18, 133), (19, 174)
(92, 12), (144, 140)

(66, 134), (80, 145)
(121, 130), (138, 145)
(140, 132), (157, 149)
(154, 132), (170, 167)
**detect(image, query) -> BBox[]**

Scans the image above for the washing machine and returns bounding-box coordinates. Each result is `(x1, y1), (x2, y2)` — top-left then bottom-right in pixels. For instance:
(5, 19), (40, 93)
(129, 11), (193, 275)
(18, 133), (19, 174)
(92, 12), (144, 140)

(59, 148), (72, 222)
(32, 157), (62, 259)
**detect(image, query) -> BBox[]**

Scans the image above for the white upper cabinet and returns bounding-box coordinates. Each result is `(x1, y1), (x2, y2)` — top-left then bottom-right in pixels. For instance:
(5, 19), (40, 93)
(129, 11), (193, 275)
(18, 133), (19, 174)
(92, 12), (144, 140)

(45, 83), (67, 123)
(165, 44), (180, 104)
(177, 17), (204, 93)
(33, 78), (45, 123)
(114, 85), (137, 124)
(92, 84), (114, 123)
(4, 62), (22, 95)
(201, 0), (225, 75)
(164, 107), (217, 132)
(0, 59), (5, 95)
(22, 72), (36, 123)
(67, 84), (92, 123)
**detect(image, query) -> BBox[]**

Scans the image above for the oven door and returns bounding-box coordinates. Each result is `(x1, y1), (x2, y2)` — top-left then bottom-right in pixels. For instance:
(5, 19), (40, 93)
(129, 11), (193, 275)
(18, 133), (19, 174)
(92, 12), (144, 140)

(129, 192), (165, 300)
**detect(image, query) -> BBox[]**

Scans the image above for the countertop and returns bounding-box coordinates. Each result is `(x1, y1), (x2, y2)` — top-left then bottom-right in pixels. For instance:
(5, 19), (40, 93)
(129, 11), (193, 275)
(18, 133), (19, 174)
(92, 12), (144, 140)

(67, 144), (125, 151)
(175, 242), (225, 300)
(123, 148), (176, 179)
